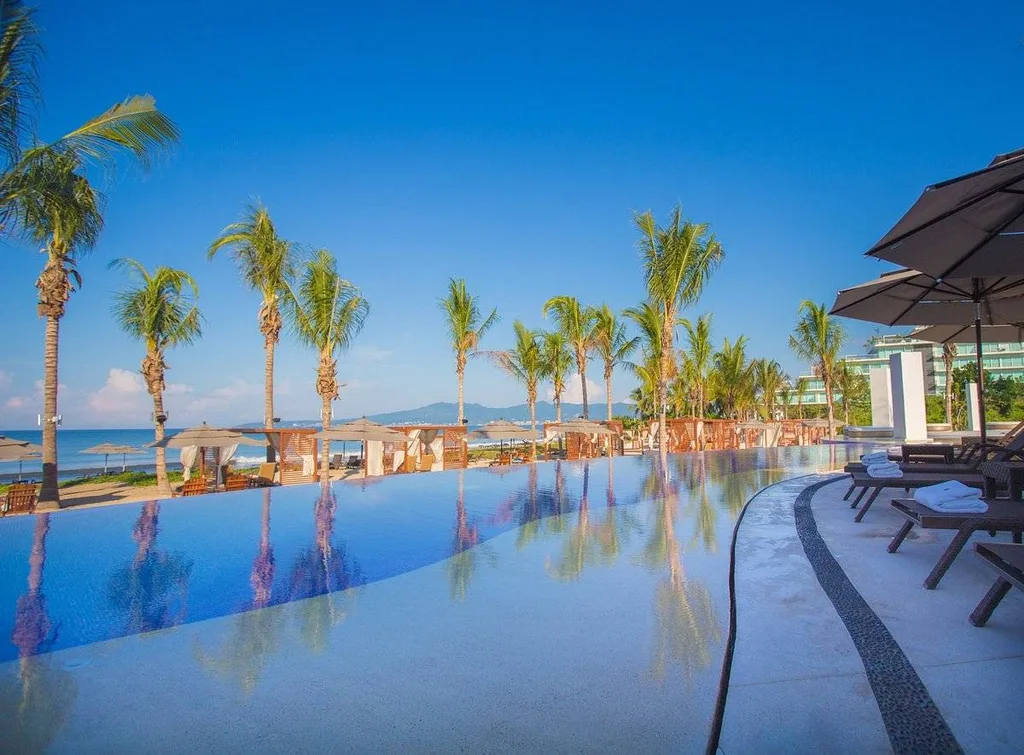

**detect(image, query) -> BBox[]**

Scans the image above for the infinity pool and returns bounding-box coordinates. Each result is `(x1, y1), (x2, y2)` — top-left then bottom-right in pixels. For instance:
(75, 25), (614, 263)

(0, 446), (861, 752)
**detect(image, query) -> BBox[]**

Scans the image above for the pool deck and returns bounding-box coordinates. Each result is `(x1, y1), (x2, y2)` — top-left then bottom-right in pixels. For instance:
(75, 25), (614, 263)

(723, 473), (1024, 753)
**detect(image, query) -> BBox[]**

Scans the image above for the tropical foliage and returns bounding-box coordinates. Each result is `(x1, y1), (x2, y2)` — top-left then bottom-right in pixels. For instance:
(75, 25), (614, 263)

(593, 305), (639, 421)
(439, 278), (498, 424)
(789, 301), (845, 438)
(110, 259), (201, 494)
(487, 321), (544, 458)
(542, 296), (597, 418)
(540, 331), (572, 423)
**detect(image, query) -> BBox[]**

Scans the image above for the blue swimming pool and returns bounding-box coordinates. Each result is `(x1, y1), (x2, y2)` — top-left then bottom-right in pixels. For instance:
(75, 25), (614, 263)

(0, 445), (863, 752)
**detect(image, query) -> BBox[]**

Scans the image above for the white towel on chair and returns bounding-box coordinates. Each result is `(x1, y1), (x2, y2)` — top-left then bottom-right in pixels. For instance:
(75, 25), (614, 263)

(861, 451), (889, 465)
(867, 462), (903, 478)
(914, 481), (986, 512)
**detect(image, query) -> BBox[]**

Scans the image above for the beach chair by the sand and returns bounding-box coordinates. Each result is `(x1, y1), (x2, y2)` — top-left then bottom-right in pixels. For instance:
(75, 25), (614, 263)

(969, 543), (1024, 627)
(1, 483), (37, 515)
(179, 479), (207, 497)
(888, 499), (1024, 589)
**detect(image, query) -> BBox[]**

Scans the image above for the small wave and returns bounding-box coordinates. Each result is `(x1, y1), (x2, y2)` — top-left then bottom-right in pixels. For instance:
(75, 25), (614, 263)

(231, 455), (267, 466)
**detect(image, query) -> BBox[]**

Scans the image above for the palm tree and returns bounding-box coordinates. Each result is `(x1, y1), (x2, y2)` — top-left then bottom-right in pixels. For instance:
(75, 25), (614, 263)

(794, 376), (810, 419)
(752, 358), (788, 422)
(287, 250), (369, 482)
(634, 206), (724, 467)
(680, 314), (714, 419)
(778, 382), (793, 420)
(208, 203), (296, 435)
(110, 259), (201, 495)
(487, 321), (544, 459)
(542, 296), (597, 418)
(540, 330), (572, 423)
(624, 300), (666, 423)
(439, 278), (498, 424)
(712, 337), (754, 419)
(593, 305), (639, 421)
(833, 360), (868, 427)
(789, 301), (846, 438)
(4, 84), (178, 507)
(942, 343), (957, 426)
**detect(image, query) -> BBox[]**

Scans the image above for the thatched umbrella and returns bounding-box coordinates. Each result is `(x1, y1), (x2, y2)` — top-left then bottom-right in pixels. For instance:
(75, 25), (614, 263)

(80, 443), (145, 474)
(0, 436), (41, 460)
(314, 418), (408, 477)
(469, 419), (538, 461)
(150, 423), (266, 481)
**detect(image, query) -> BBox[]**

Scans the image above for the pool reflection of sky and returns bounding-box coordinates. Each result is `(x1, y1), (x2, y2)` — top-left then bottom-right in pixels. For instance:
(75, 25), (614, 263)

(0, 446), (863, 665)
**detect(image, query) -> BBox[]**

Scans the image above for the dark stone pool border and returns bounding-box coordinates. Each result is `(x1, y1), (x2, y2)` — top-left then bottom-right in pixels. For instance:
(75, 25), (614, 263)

(793, 476), (963, 754)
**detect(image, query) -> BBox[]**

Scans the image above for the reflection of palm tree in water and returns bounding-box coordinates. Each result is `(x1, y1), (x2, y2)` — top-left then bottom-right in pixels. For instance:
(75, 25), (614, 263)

(288, 481), (361, 653)
(108, 501), (193, 634)
(1, 514), (77, 752)
(548, 462), (600, 580)
(194, 488), (283, 695)
(641, 479), (721, 685)
(676, 452), (717, 553)
(447, 470), (484, 601)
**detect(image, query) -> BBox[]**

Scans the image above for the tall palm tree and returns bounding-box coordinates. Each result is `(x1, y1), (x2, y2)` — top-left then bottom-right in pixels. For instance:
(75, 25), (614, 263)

(542, 296), (597, 418)
(789, 301), (846, 438)
(712, 337), (754, 419)
(287, 250), (369, 482)
(942, 343), (957, 426)
(752, 358), (788, 422)
(208, 203), (296, 435)
(439, 278), (498, 425)
(778, 382), (793, 420)
(624, 301), (665, 423)
(540, 330), (572, 423)
(593, 305), (639, 421)
(634, 206), (723, 466)
(110, 259), (202, 495)
(487, 321), (544, 459)
(794, 376), (810, 420)
(0, 1), (39, 169)
(3, 83), (178, 507)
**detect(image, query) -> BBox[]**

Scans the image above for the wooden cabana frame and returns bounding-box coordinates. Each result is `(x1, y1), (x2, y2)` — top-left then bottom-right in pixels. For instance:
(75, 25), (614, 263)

(228, 428), (319, 485)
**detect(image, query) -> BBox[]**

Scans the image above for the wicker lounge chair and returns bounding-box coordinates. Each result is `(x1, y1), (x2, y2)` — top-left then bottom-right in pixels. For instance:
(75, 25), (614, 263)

(969, 542), (1024, 627)
(256, 462), (277, 486)
(224, 475), (248, 492)
(179, 479), (207, 497)
(1, 483), (37, 515)
(847, 471), (987, 522)
(887, 498), (1024, 589)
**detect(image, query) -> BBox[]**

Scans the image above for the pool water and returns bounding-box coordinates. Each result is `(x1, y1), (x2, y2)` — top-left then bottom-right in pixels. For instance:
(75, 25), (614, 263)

(0, 446), (862, 752)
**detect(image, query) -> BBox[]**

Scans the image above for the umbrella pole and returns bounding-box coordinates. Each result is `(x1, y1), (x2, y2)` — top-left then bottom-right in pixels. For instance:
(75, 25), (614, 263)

(975, 302), (988, 444)
(104, 454), (109, 475)
(122, 452), (126, 472)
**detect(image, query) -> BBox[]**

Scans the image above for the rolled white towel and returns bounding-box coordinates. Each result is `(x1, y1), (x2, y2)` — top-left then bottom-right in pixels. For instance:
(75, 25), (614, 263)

(861, 451), (888, 464)
(914, 480), (982, 509)
(867, 463), (903, 478)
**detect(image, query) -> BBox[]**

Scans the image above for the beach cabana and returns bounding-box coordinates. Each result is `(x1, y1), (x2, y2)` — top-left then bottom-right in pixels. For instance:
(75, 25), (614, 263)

(316, 418), (408, 477)
(469, 420), (537, 464)
(152, 423), (267, 486)
(545, 419), (615, 461)
(395, 424), (468, 472)
(80, 443), (145, 474)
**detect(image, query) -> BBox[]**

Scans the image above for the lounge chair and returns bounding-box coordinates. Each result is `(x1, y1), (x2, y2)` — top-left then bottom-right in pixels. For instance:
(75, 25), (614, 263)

(887, 498), (1024, 589)
(330, 454), (344, 470)
(1, 483), (37, 515)
(847, 470), (987, 522)
(895, 421), (1024, 464)
(346, 455), (361, 469)
(225, 475), (248, 492)
(845, 433), (1024, 485)
(969, 542), (1024, 627)
(418, 454), (433, 472)
(256, 462), (277, 486)
(179, 479), (207, 497)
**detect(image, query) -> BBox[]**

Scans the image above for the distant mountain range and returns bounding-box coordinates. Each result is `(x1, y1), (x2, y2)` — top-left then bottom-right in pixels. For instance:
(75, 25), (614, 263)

(240, 401), (634, 428)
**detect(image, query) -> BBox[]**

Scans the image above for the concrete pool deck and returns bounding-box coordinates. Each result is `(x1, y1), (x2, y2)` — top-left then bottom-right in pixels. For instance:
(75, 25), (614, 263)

(723, 473), (1024, 753)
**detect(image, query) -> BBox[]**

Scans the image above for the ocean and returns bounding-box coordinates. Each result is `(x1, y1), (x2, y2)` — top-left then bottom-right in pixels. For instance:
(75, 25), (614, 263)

(0, 428), (272, 481)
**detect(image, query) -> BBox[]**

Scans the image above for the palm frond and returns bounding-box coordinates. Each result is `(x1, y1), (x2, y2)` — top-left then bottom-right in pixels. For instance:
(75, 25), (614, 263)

(0, 0), (40, 166)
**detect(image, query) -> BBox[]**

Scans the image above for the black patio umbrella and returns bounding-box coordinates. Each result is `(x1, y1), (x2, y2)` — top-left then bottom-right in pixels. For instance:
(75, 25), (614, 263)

(830, 268), (1024, 443)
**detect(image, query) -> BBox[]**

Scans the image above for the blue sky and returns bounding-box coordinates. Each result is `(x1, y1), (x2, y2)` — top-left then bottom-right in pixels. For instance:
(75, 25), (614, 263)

(1, 0), (1022, 429)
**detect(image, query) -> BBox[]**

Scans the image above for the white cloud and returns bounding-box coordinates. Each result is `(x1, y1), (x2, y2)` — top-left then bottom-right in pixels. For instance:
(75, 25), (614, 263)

(184, 379), (262, 415)
(5, 396), (26, 409)
(165, 383), (193, 396)
(552, 373), (604, 405)
(87, 368), (147, 416)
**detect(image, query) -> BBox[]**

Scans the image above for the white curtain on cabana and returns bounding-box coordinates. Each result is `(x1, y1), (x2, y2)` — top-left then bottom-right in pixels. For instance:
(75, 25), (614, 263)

(366, 440), (384, 476)
(429, 433), (444, 470)
(216, 444), (238, 484)
(179, 445), (198, 481)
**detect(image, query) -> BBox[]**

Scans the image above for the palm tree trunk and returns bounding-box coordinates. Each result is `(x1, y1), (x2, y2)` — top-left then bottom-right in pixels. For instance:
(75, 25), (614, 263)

(320, 394), (331, 484)
(152, 388), (171, 495)
(555, 391), (562, 423)
(824, 376), (836, 440)
(605, 367), (613, 421)
(659, 315), (671, 477)
(457, 365), (465, 424)
(944, 355), (954, 426)
(529, 393), (537, 461)
(37, 315), (61, 508)
(579, 354), (589, 419)
(265, 335), (276, 463)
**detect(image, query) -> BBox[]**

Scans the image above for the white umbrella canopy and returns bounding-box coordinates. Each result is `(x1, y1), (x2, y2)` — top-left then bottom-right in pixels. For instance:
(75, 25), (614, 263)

(150, 423), (268, 449)
(546, 418), (616, 436)
(314, 417), (408, 443)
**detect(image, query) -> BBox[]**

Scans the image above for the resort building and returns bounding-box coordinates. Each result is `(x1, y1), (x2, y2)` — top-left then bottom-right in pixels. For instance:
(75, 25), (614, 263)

(791, 333), (1024, 406)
